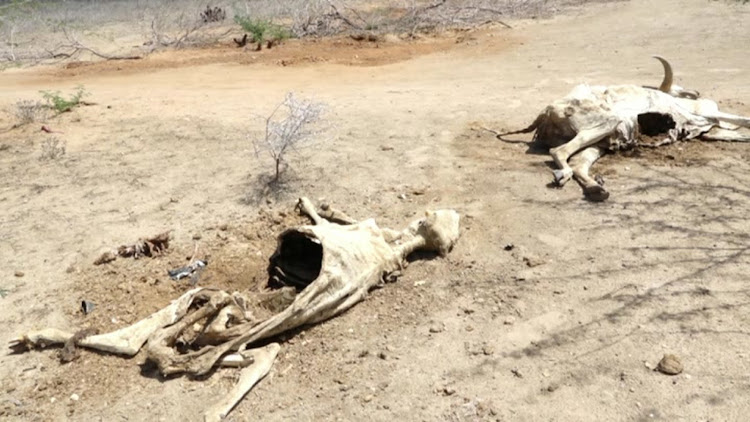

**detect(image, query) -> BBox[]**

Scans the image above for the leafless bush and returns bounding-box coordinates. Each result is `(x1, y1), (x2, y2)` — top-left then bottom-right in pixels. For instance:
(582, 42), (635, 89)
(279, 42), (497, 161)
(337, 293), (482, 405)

(39, 137), (66, 161)
(201, 5), (227, 23)
(13, 100), (48, 125)
(141, 0), (232, 50)
(251, 92), (327, 183)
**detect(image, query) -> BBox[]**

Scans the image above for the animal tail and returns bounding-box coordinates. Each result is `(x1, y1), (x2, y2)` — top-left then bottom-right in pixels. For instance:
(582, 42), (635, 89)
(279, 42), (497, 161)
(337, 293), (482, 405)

(482, 114), (542, 144)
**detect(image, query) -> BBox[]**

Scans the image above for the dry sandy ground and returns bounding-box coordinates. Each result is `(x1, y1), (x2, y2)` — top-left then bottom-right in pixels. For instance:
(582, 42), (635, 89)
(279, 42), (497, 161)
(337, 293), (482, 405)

(2, 0), (750, 420)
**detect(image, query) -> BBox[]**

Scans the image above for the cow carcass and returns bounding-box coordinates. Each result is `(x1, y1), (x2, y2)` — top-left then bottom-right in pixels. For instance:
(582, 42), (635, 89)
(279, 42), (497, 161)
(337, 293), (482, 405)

(498, 57), (750, 201)
(11, 197), (460, 421)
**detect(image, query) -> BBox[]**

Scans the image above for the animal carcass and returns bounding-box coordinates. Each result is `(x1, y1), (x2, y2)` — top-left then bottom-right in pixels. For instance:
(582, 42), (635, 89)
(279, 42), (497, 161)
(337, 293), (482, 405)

(12, 197), (460, 421)
(499, 57), (750, 201)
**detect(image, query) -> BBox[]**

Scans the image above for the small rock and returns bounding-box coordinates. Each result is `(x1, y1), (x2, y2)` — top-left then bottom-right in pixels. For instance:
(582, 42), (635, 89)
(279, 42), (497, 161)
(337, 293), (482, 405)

(523, 255), (545, 267)
(378, 351), (387, 360)
(503, 317), (515, 325)
(363, 395), (373, 403)
(546, 383), (559, 392)
(70, 393), (79, 401)
(482, 346), (495, 356)
(192, 233), (202, 240)
(50, 397), (56, 403)
(629, 387), (635, 393)
(656, 354), (683, 375)
(465, 325), (474, 332)
(429, 324), (444, 334)
(504, 244), (514, 251)
(397, 193), (407, 200)
(413, 280), (426, 287)
(442, 387), (456, 396)
(14, 271), (24, 277)
(93, 251), (117, 265)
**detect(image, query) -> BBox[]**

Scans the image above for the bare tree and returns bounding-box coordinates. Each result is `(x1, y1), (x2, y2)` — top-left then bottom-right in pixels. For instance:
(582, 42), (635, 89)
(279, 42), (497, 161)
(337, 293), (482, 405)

(252, 93), (327, 183)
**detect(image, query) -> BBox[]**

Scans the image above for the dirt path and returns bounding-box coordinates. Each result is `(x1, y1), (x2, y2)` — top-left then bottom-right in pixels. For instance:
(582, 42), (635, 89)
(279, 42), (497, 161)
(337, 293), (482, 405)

(2, 0), (750, 420)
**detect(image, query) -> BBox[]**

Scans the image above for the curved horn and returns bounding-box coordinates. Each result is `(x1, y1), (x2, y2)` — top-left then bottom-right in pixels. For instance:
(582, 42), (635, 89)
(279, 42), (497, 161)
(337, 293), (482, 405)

(653, 55), (673, 93)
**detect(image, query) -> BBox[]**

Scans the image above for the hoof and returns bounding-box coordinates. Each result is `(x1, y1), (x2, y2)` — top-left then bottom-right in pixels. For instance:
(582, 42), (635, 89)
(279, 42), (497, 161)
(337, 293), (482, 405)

(552, 169), (570, 186)
(584, 185), (610, 202)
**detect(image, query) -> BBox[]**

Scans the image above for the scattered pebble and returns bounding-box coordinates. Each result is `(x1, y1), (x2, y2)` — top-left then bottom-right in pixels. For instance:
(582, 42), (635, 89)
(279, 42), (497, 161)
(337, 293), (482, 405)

(70, 393), (79, 401)
(503, 317), (515, 325)
(482, 346), (495, 356)
(429, 324), (444, 334)
(93, 251), (117, 265)
(14, 271), (24, 277)
(523, 255), (545, 267)
(656, 354), (683, 375)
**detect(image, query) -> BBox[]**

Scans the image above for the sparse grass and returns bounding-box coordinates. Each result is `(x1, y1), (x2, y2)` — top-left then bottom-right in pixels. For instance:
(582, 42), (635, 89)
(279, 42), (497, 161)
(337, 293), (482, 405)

(13, 99), (48, 124)
(39, 137), (66, 161)
(40, 85), (88, 114)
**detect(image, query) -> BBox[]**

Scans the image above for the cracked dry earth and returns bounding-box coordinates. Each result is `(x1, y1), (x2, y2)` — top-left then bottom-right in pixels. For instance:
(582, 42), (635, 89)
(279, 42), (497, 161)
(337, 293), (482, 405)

(2, 0), (750, 420)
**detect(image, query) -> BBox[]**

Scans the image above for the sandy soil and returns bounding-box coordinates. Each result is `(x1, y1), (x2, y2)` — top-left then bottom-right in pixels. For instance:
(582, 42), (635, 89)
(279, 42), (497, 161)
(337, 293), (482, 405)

(2, 0), (750, 420)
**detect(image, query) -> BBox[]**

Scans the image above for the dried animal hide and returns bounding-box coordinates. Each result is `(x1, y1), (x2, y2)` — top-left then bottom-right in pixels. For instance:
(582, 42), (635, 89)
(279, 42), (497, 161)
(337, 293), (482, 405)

(12, 197), (460, 421)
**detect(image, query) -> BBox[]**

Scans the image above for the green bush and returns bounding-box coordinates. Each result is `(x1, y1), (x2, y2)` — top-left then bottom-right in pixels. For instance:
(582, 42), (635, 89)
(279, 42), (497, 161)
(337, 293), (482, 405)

(40, 85), (88, 113)
(234, 16), (291, 45)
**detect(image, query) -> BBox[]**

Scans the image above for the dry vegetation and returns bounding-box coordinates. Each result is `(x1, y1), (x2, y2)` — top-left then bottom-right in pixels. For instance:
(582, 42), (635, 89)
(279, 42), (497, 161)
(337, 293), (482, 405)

(0, 0), (615, 66)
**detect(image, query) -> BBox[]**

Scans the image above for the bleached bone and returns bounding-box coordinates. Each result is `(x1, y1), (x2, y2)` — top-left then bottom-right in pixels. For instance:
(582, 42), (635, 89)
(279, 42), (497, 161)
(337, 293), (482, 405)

(11, 288), (203, 355)
(498, 57), (750, 201)
(204, 343), (280, 422)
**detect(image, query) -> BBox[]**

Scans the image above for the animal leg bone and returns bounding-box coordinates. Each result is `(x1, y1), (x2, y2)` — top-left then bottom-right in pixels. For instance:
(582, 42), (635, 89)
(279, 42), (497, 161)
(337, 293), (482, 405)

(296, 197), (325, 225)
(549, 123), (616, 186)
(11, 288), (203, 355)
(701, 127), (750, 142)
(569, 146), (609, 202)
(204, 343), (280, 422)
(145, 290), (235, 376)
(699, 110), (750, 128)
